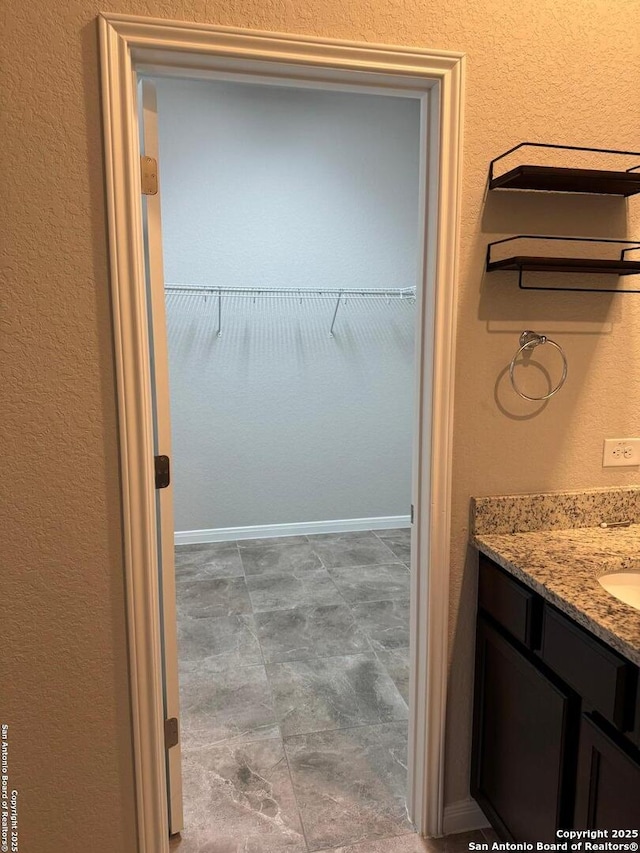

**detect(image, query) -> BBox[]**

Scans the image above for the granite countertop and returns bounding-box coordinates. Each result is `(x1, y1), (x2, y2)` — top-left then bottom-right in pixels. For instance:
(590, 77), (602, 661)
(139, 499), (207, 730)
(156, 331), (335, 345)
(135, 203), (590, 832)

(471, 489), (640, 667)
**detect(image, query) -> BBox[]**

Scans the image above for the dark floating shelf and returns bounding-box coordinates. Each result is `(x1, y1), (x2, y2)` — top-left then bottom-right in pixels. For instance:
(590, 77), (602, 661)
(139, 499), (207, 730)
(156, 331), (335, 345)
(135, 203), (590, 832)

(486, 236), (640, 293)
(490, 166), (640, 197)
(489, 143), (640, 196)
(487, 256), (640, 276)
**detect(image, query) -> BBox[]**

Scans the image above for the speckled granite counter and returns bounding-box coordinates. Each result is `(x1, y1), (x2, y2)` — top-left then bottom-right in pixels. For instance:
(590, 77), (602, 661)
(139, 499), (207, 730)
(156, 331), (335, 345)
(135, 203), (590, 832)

(471, 488), (640, 667)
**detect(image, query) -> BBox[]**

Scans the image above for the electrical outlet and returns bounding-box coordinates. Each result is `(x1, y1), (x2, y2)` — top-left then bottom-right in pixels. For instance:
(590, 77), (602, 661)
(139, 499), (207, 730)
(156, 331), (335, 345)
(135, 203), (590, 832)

(603, 438), (640, 467)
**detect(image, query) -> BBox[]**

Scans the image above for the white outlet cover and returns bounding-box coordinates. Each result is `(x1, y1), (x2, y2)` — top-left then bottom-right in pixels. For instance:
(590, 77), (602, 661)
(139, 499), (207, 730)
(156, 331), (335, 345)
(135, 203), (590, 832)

(603, 438), (640, 467)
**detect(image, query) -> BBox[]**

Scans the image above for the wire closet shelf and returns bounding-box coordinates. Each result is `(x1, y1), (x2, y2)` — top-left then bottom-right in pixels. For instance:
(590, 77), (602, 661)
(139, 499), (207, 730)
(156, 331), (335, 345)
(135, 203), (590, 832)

(164, 283), (417, 336)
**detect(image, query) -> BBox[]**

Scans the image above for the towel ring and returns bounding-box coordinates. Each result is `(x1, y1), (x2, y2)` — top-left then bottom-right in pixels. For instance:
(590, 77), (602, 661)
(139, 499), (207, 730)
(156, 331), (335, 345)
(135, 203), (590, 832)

(509, 330), (568, 401)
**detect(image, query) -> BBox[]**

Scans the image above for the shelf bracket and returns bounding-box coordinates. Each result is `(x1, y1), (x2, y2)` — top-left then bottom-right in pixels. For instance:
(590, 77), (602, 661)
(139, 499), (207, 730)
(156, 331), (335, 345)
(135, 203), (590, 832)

(329, 291), (343, 337)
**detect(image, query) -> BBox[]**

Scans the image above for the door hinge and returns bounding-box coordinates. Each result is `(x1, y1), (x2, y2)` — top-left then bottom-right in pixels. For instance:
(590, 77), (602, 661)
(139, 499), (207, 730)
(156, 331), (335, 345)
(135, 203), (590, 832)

(155, 455), (170, 489)
(164, 717), (179, 750)
(140, 155), (158, 195)
(410, 504), (414, 524)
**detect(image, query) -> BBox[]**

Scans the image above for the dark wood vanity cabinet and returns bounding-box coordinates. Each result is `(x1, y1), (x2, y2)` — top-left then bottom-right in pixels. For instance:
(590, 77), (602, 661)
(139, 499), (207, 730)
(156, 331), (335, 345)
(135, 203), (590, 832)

(472, 555), (640, 839)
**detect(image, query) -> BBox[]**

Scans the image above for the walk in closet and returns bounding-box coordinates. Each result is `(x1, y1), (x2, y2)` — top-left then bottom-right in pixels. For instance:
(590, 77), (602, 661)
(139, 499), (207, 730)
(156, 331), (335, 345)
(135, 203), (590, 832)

(155, 75), (423, 851)
(156, 77), (420, 539)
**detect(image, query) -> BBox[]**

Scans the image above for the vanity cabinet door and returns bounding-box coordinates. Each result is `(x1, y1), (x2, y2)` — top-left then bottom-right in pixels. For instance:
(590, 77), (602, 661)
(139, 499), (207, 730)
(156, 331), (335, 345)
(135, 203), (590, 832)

(472, 616), (578, 841)
(631, 674), (640, 750)
(574, 714), (640, 829)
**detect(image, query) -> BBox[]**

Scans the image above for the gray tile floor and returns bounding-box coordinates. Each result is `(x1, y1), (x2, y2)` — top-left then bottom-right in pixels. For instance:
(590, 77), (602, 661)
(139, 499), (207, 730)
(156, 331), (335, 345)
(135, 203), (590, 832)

(170, 529), (488, 853)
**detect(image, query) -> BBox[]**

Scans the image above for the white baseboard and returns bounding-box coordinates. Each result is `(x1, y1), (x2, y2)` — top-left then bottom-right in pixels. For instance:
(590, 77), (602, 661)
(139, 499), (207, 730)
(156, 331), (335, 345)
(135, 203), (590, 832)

(442, 798), (490, 835)
(175, 515), (411, 545)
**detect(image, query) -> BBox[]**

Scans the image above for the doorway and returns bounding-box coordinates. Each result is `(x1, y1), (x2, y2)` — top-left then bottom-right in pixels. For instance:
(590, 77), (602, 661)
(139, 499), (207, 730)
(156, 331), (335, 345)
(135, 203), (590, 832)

(99, 15), (464, 853)
(156, 75), (419, 851)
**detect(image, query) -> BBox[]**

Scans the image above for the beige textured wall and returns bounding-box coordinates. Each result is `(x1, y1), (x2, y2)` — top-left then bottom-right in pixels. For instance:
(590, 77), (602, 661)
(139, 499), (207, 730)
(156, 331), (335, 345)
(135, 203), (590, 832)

(3, 0), (640, 849)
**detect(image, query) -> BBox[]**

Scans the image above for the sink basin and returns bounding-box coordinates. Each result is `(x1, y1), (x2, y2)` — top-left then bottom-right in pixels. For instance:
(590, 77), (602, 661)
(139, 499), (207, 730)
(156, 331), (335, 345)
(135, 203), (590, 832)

(598, 572), (640, 611)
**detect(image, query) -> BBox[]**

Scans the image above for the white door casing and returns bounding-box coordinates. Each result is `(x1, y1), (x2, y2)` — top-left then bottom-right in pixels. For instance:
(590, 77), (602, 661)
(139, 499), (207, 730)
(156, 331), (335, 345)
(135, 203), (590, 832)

(139, 79), (184, 834)
(99, 14), (464, 853)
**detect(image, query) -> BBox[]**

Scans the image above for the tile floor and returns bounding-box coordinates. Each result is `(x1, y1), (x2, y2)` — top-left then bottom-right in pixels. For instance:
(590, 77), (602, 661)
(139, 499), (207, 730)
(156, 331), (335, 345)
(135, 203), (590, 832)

(169, 529), (487, 853)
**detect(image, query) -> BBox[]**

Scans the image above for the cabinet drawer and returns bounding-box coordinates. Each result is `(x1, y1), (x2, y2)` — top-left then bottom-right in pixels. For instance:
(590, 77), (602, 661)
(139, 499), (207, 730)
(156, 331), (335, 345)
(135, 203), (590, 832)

(479, 555), (540, 648)
(540, 606), (634, 729)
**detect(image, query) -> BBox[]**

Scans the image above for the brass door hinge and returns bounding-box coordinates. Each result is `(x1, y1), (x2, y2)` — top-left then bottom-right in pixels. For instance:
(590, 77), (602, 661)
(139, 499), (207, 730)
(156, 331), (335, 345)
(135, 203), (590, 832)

(164, 717), (179, 750)
(141, 155), (158, 195)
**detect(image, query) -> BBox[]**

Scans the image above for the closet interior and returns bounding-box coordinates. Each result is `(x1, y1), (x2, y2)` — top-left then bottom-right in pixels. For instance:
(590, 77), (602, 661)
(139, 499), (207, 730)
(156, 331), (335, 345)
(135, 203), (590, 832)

(157, 75), (421, 852)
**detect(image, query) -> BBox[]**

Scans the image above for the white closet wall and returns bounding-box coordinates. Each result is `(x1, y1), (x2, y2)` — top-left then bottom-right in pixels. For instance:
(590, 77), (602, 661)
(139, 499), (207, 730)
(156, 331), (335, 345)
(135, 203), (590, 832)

(156, 78), (420, 536)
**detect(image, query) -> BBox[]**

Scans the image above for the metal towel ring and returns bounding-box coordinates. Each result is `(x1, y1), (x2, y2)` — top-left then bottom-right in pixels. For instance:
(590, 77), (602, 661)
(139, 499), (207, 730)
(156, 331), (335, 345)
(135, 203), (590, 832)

(509, 331), (568, 401)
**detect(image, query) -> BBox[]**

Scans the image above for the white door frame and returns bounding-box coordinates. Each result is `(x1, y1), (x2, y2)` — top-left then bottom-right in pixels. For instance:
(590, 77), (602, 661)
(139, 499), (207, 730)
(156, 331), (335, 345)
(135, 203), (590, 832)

(99, 14), (464, 853)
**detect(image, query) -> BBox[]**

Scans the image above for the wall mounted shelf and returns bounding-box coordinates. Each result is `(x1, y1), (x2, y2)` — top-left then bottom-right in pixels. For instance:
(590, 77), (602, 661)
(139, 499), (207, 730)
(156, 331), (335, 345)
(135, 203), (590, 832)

(165, 283), (416, 336)
(487, 256), (640, 276)
(165, 284), (416, 300)
(486, 236), (640, 292)
(489, 143), (640, 196)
